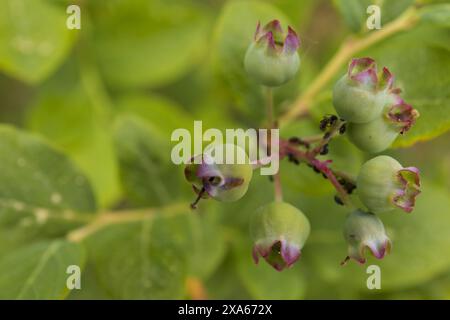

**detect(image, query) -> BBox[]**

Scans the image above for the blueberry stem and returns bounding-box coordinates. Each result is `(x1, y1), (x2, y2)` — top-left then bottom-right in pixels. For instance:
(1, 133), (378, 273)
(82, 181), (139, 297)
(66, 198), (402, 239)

(265, 86), (274, 129)
(190, 187), (206, 210)
(282, 142), (354, 208)
(265, 86), (283, 202)
(309, 118), (346, 157)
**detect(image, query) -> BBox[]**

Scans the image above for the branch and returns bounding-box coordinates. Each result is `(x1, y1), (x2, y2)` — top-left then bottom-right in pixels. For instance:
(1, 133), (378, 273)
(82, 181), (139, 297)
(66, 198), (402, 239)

(67, 202), (189, 243)
(279, 8), (419, 127)
(282, 142), (354, 208)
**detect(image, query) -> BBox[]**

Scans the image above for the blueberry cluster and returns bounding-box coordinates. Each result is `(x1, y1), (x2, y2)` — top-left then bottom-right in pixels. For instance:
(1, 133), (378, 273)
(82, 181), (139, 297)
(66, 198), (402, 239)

(182, 21), (422, 271)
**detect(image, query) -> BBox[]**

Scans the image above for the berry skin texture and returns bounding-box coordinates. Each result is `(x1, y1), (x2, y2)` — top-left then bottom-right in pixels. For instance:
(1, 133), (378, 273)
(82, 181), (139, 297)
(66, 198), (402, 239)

(347, 117), (399, 153)
(342, 209), (391, 265)
(357, 155), (421, 214)
(346, 99), (420, 153)
(332, 58), (390, 124)
(335, 58), (420, 153)
(333, 75), (386, 124)
(244, 20), (300, 87)
(250, 202), (310, 271)
(212, 160), (253, 202)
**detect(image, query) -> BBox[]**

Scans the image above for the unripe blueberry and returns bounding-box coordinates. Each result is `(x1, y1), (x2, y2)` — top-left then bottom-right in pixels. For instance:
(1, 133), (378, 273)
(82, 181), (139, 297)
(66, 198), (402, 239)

(333, 58), (392, 123)
(347, 99), (420, 153)
(184, 144), (253, 206)
(357, 155), (421, 214)
(342, 209), (392, 265)
(333, 58), (419, 126)
(244, 20), (300, 87)
(250, 202), (310, 271)
(347, 117), (399, 153)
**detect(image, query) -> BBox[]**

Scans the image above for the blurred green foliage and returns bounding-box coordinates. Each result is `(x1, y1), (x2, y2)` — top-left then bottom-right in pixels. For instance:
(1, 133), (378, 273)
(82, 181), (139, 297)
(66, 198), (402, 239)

(0, 0), (449, 299)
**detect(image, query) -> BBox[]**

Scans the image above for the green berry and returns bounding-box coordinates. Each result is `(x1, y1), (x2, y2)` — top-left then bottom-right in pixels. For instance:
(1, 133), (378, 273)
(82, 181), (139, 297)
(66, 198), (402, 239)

(250, 202), (310, 271)
(333, 76), (385, 124)
(333, 58), (392, 123)
(244, 20), (300, 87)
(347, 117), (399, 153)
(347, 98), (420, 153)
(184, 144), (253, 207)
(357, 155), (421, 213)
(342, 209), (391, 265)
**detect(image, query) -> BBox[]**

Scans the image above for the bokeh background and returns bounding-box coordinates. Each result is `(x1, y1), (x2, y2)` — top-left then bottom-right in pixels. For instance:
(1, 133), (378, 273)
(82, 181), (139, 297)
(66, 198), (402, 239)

(0, 0), (449, 299)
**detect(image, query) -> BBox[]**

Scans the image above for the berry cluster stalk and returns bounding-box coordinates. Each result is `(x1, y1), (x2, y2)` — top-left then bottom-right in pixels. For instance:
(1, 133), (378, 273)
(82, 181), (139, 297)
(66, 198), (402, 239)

(265, 86), (283, 202)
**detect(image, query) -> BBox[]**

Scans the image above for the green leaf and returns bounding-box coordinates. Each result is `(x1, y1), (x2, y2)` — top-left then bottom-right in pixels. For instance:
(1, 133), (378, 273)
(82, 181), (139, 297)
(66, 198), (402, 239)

(333, 0), (414, 32)
(272, 0), (317, 27)
(369, 182), (450, 290)
(87, 220), (187, 299)
(115, 93), (195, 137)
(0, 0), (76, 83)
(0, 124), (95, 257)
(0, 125), (96, 229)
(113, 115), (189, 207)
(0, 240), (85, 299)
(381, 0), (415, 25)
(187, 204), (227, 280)
(333, 0), (372, 33)
(85, 207), (225, 299)
(205, 253), (251, 299)
(363, 25), (450, 147)
(420, 3), (450, 27)
(88, 0), (210, 88)
(27, 81), (120, 208)
(67, 264), (111, 300)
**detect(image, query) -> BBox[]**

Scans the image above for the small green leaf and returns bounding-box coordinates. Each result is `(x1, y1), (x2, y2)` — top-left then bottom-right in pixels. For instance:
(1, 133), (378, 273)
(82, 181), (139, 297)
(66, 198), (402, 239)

(420, 3), (450, 27)
(67, 264), (111, 300)
(0, 240), (85, 299)
(381, 0), (415, 25)
(85, 207), (225, 299)
(27, 82), (120, 208)
(205, 255), (251, 299)
(0, 0), (76, 83)
(0, 125), (96, 230)
(87, 219), (187, 299)
(333, 0), (414, 32)
(88, 0), (210, 88)
(115, 93), (195, 137)
(114, 115), (188, 207)
(333, 0), (372, 33)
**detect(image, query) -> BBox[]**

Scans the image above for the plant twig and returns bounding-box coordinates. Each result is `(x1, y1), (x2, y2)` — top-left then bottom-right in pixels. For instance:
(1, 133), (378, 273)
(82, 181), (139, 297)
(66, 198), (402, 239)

(273, 174), (283, 202)
(333, 170), (357, 186)
(67, 203), (189, 243)
(265, 86), (274, 128)
(309, 118), (346, 157)
(265, 87), (283, 202)
(282, 143), (353, 207)
(279, 8), (419, 127)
